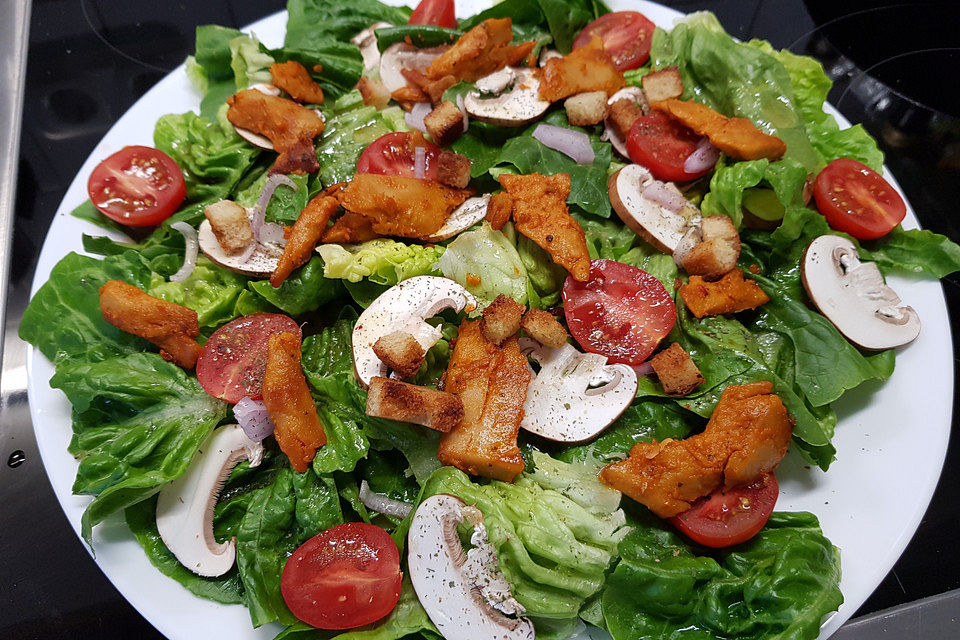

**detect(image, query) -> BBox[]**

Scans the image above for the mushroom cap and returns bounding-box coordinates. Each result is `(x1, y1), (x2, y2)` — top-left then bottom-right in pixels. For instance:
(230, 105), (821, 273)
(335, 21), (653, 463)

(463, 67), (550, 127)
(608, 164), (701, 254)
(801, 234), (921, 350)
(198, 217), (286, 278)
(379, 42), (447, 94)
(156, 424), (264, 577)
(353, 276), (477, 388)
(519, 338), (638, 442)
(408, 494), (535, 640)
(423, 195), (490, 242)
(351, 21), (393, 70)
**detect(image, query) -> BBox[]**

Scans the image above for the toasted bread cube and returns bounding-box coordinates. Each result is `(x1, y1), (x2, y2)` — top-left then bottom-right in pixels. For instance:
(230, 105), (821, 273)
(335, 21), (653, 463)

(373, 331), (427, 379)
(521, 307), (568, 348)
(608, 97), (646, 139)
(641, 66), (683, 103)
(204, 200), (253, 255)
(480, 294), (525, 344)
(437, 150), (472, 188)
(365, 377), (464, 432)
(424, 100), (465, 146)
(564, 91), (608, 126)
(357, 76), (391, 110)
(682, 215), (742, 280)
(678, 268), (770, 318)
(486, 192), (512, 230)
(650, 342), (704, 396)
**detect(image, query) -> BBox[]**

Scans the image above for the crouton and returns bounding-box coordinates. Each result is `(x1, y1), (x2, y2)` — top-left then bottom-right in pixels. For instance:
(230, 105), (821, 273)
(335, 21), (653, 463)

(608, 97), (646, 140)
(425, 100), (466, 146)
(480, 294), (525, 344)
(270, 60), (325, 104)
(204, 200), (254, 255)
(678, 268), (770, 318)
(366, 376), (464, 432)
(357, 76), (391, 109)
(539, 37), (625, 103)
(681, 215), (741, 280)
(649, 343), (704, 396)
(436, 150), (472, 188)
(564, 91), (608, 126)
(521, 307), (568, 348)
(373, 331), (426, 379)
(641, 66), (683, 103)
(486, 192), (512, 230)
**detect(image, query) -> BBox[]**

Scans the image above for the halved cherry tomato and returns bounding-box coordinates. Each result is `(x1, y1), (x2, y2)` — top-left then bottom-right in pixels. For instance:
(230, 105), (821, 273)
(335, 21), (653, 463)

(573, 11), (657, 71)
(813, 157), (906, 240)
(626, 112), (712, 182)
(669, 473), (779, 548)
(196, 314), (301, 404)
(87, 145), (186, 227)
(356, 132), (442, 179)
(562, 259), (676, 365)
(281, 522), (402, 630)
(408, 0), (457, 28)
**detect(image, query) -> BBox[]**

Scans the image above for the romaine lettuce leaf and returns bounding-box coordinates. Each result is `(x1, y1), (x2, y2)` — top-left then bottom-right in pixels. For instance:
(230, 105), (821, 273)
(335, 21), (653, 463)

(148, 256), (247, 329)
(437, 222), (529, 307)
(188, 25), (244, 119)
(248, 256), (344, 316)
(317, 239), (444, 285)
(230, 34), (275, 91)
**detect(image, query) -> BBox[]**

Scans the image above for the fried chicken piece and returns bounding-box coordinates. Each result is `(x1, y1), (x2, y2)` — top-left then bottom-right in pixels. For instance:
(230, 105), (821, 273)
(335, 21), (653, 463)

(226, 89), (324, 174)
(99, 280), (203, 369)
(338, 174), (472, 239)
(479, 294), (524, 345)
(262, 331), (327, 473)
(270, 60), (325, 105)
(438, 321), (530, 482)
(485, 192), (512, 230)
(600, 381), (793, 517)
(426, 18), (536, 83)
(539, 37), (626, 103)
(392, 84), (430, 104)
(608, 97), (646, 139)
(651, 98), (786, 161)
(321, 211), (378, 244)
(679, 268), (770, 318)
(521, 307), (568, 348)
(498, 173), (591, 281)
(271, 194), (339, 287)
(401, 68), (458, 105)
(366, 377), (464, 432)
(373, 331), (426, 379)
(649, 342), (704, 396)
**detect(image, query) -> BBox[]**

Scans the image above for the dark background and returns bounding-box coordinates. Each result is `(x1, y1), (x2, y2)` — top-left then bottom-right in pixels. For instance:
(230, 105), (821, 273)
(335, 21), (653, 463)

(2, 0), (959, 638)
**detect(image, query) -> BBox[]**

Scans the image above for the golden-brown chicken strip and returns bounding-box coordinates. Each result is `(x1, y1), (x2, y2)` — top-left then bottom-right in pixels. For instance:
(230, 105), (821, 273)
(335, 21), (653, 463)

(270, 60), (325, 105)
(271, 194), (339, 287)
(426, 18), (535, 83)
(99, 279), (203, 369)
(539, 37), (626, 103)
(678, 268), (770, 318)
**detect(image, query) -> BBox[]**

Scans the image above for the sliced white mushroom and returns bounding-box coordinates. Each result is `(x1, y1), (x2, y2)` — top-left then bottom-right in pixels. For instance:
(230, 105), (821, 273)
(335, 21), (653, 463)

(198, 213), (286, 278)
(156, 424), (264, 577)
(602, 86), (649, 158)
(423, 195), (490, 241)
(519, 338), (637, 442)
(353, 276), (477, 388)
(475, 67), (517, 96)
(408, 494), (535, 640)
(463, 67), (550, 127)
(801, 235), (921, 350)
(379, 42), (448, 94)
(608, 164), (701, 254)
(351, 21), (393, 71)
(233, 83), (326, 150)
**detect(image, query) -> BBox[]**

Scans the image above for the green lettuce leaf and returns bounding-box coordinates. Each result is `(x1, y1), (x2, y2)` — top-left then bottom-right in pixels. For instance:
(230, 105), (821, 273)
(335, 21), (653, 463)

(459, 0), (608, 53)
(700, 157), (808, 228)
(235, 171), (311, 224)
(188, 25), (245, 119)
(860, 226), (960, 278)
(248, 256), (344, 316)
(148, 256), (247, 329)
(230, 34), (275, 91)
(437, 222), (529, 306)
(317, 239), (444, 285)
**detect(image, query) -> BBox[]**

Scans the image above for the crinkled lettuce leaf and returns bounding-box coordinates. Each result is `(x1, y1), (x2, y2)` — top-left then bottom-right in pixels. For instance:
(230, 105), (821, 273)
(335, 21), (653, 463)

(437, 222), (529, 307)
(148, 256), (247, 329)
(700, 157), (808, 228)
(230, 33), (275, 91)
(317, 239), (444, 285)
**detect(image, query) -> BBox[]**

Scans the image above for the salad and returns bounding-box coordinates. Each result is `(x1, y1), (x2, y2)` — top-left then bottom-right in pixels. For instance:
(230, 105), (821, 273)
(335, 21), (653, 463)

(20, 1), (960, 640)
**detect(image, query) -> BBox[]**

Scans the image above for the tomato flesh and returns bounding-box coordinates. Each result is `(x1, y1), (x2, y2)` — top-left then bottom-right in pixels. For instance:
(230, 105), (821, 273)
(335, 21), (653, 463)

(669, 473), (779, 548)
(573, 11), (656, 71)
(87, 145), (186, 227)
(281, 522), (402, 630)
(626, 112), (711, 182)
(356, 132), (442, 179)
(196, 314), (302, 404)
(813, 157), (906, 240)
(408, 0), (457, 28)
(562, 259), (676, 365)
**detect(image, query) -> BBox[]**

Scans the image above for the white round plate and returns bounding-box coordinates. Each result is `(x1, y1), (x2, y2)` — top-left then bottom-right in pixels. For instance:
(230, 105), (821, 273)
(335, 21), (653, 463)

(25, 2), (952, 640)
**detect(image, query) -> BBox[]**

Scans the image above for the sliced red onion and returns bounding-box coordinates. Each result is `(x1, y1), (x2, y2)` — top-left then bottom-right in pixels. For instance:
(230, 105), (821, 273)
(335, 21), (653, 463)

(404, 102), (431, 133)
(632, 362), (655, 377)
(251, 174), (298, 240)
(455, 93), (469, 133)
(683, 137), (720, 175)
(414, 146), (426, 179)
(169, 221), (199, 283)
(641, 181), (688, 213)
(532, 124), (595, 165)
(359, 480), (413, 518)
(233, 397), (275, 442)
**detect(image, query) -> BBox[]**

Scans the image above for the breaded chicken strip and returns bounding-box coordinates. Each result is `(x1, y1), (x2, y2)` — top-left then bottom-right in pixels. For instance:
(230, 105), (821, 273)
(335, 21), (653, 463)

(539, 37), (626, 103)
(426, 18), (535, 83)
(226, 89), (324, 174)
(321, 211), (378, 244)
(270, 60), (325, 105)
(679, 268), (770, 318)
(600, 381), (793, 517)
(99, 280), (203, 369)
(271, 193), (339, 287)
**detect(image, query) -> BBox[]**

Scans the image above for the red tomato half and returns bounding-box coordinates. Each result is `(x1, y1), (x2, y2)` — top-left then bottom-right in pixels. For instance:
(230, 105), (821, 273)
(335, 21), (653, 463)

(196, 314), (301, 404)
(813, 157), (906, 240)
(669, 473), (779, 548)
(356, 132), (442, 179)
(408, 0), (457, 28)
(626, 112), (712, 182)
(282, 523), (402, 630)
(87, 146), (186, 227)
(573, 11), (657, 71)
(562, 259), (676, 365)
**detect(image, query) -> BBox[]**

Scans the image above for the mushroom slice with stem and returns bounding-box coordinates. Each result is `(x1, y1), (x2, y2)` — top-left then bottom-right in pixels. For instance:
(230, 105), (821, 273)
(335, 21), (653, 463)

(198, 212), (286, 278)
(519, 338), (637, 442)
(353, 276), (477, 388)
(423, 195), (490, 241)
(351, 21), (393, 71)
(156, 424), (264, 577)
(801, 234), (921, 350)
(408, 494), (535, 640)
(608, 163), (701, 254)
(379, 42), (448, 94)
(463, 67), (550, 127)
(232, 83), (325, 150)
